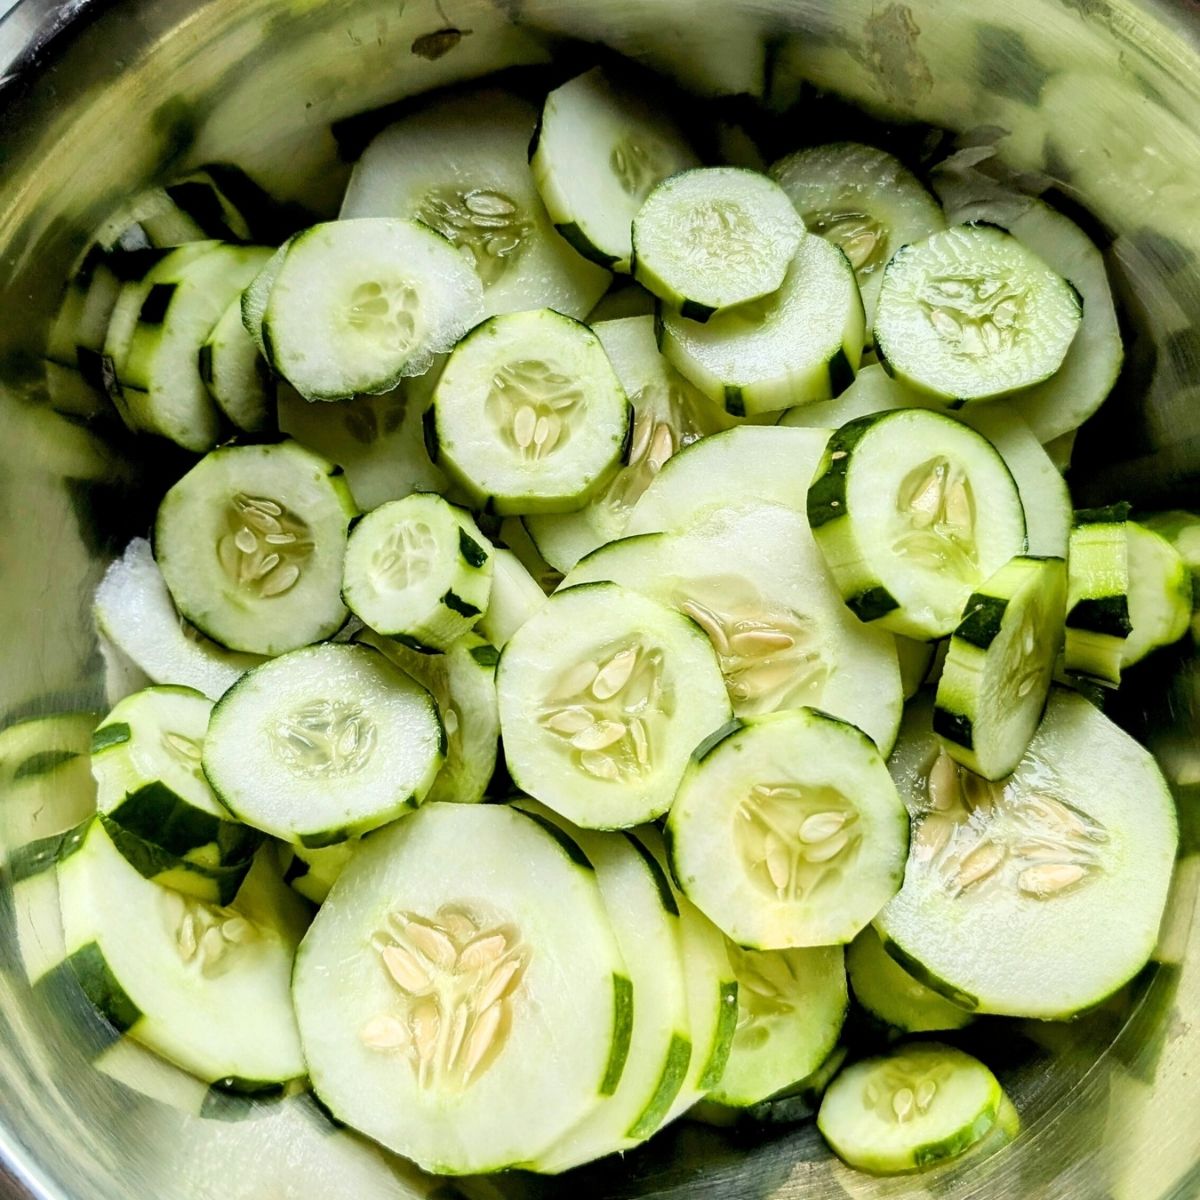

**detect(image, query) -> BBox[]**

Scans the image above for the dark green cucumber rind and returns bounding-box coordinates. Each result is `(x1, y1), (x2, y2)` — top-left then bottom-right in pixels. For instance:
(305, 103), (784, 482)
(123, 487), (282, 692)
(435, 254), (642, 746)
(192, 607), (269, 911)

(806, 414), (876, 530)
(422, 405), (440, 463)
(66, 942), (143, 1035)
(34, 957), (124, 1056)
(1066, 596), (1133, 638)
(9, 821), (91, 884)
(699, 980), (740, 1091)
(12, 748), (80, 780)
(601, 974), (635, 1097)
(626, 1033), (693, 1139)
(909, 1104), (1000, 1173)
(953, 594), (1010, 651)
(1075, 502), (1132, 527)
(680, 299), (716, 324)
(619, 402), (635, 466)
(101, 816), (247, 905)
(441, 590), (481, 619)
(207, 1075), (291, 1099)
(512, 806), (594, 872)
(297, 825), (361, 851)
(458, 529), (488, 569)
(724, 387), (746, 418)
(138, 283), (177, 326)
(623, 832), (680, 917)
(877, 934), (980, 1011)
(163, 180), (243, 242)
(847, 586), (902, 624)
(468, 644), (500, 669)
(391, 631), (440, 655)
(553, 221), (621, 270)
(828, 346), (855, 397)
(691, 718), (746, 764)
(91, 723), (132, 754)
(197, 341), (214, 385)
(106, 783), (262, 865)
(931, 706), (974, 750)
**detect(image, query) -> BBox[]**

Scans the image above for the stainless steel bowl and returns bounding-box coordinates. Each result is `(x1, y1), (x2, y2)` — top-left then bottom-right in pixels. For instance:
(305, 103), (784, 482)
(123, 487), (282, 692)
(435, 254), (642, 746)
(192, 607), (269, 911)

(0, 0), (1198, 1197)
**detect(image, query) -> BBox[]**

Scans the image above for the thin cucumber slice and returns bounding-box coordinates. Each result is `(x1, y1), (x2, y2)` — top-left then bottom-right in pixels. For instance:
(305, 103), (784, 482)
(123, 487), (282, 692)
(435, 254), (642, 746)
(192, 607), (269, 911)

(93, 539), (264, 703)
(531, 67), (700, 273)
(874, 224), (1082, 403)
(667, 707), (909, 949)
(284, 841), (358, 906)
(933, 555), (1067, 780)
(498, 582), (731, 829)
(342, 495), (493, 652)
(155, 441), (357, 656)
(12, 822), (89, 986)
(1142, 509), (1200, 643)
(293, 802), (631, 1174)
(340, 89), (609, 319)
(477, 549), (547, 650)
(1123, 522), (1192, 666)
(710, 943), (847, 1108)
(877, 689), (1178, 1018)
(240, 241), (289, 359)
(631, 168), (804, 319)
(808, 408), (1027, 640)
(515, 805), (691, 1170)
(771, 142), (946, 333)
(92, 686), (260, 879)
(658, 232), (864, 416)
(1064, 504), (1132, 686)
(261, 219), (484, 402)
(524, 315), (723, 573)
(360, 631), (499, 807)
(847, 927), (973, 1035)
(817, 1043), (1002, 1174)
(199, 293), (274, 434)
(565, 504), (904, 754)
(692, 1046), (849, 1127)
(203, 643), (443, 847)
(429, 309), (631, 515)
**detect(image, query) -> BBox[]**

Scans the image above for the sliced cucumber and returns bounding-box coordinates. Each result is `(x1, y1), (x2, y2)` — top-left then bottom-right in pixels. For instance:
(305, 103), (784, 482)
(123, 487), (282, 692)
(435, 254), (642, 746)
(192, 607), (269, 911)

(498, 518), (562, 594)
(874, 224), (1082, 403)
(284, 840), (358, 906)
(933, 555), (1066, 781)
(476, 549), (547, 650)
(155, 441), (357, 656)
(261, 219), (484, 401)
(340, 89), (609, 319)
(565, 504), (903, 754)
(342, 494), (493, 652)
(240, 241), (289, 359)
(692, 1046), (849, 1127)
(808, 408), (1027, 640)
(531, 67), (700, 273)
(897, 638), (936, 701)
(497, 582), (731, 829)
(293, 802), (631, 1174)
(199, 292), (274, 434)
(818, 1043), (1002, 1174)
(94, 539), (264, 703)
(203, 643), (443, 847)
(1064, 504), (1132, 686)
(877, 689), (1178, 1018)
(631, 168), (804, 319)
(658, 231), (864, 416)
(771, 142), (946, 333)
(847, 926), (973, 1035)
(711, 943), (847, 1108)
(1123, 522), (1192, 666)
(57, 820), (308, 1087)
(586, 283), (657, 323)
(1044, 430), (1076, 473)
(667, 707), (909, 949)
(12, 822), (89, 985)
(1142, 510), (1200, 642)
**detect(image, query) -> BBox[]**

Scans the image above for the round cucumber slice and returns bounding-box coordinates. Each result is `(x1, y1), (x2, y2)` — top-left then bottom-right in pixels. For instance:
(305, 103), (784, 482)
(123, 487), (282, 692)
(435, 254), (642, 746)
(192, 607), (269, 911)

(1123, 522), (1192, 666)
(498, 582), (731, 829)
(817, 1043), (1002, 1174)
(667, 707), (909, 949)
(293, 803), (631, 1174)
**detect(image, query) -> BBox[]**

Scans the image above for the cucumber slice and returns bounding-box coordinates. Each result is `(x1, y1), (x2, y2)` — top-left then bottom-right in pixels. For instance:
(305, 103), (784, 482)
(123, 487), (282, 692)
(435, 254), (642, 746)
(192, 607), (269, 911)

(284, 840), (358, 906)
(499, 518), (562, 594)
(817, 1043), (1002, 1174)
(498, 582), (731, 829)
(94, 539), (265, 703)
(692, 1046), (849, 1127)
(429, 308), (631, 515)
(477, 549), (547, 650)
(261, 219), (484, 401)
(57, 821), (307, 1087)
(711, 942), (847, 1108)
(847, 927), (972, 1035)
(524, 315), (722, 573)
(874, 224), (1082, 403)
(771, 143), (946, 333)
(342, 495), (493, 652)
(359, 631), (499, 807)
(933, 555), (1067, 781)
(586, 283), (657, 323)
(340, 89), (609, 319)
(240, 241), (289, 359)
(531, 67), (700, 273)
(155, 441), (357, 656)
(631, 168), (804, 319)
(92, 686), (261, 883)
(897, 638), (936, 701)
(658, 231), (864, 416)
(203, 643), (443, 846)
(1123, 522), (1192, 666)
(293, 802), (631, 1174)
(667, 707), (909, 949)
(12, 822), (89, 985)
(1044, 430), (1076, 473)
(565, 504), (903, 754)
(808, 408), (1027, 640)
(1142, 509), (1200, 643)
(1064, 504), (1132, 686)
(199, 292), (274, 434)
(877, 689), (1178, 1018)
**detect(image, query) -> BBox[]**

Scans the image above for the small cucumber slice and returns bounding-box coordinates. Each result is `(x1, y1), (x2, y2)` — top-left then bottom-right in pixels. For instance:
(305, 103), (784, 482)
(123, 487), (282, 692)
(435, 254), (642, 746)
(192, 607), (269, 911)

(1064, 504), (1132, 686)
(240, 241), (289, 358)
(429, 308), (632, 515)
(1123, 522), (1192, 666)
(477, 549), (547, 649)
(261, 219), (484, 401)
(342, 494), (493, 652)
(667, 707), (909, 949)
(817, 1043), (1002, 1174)
(808, 408), (1027, 640)
(934, 555), (1067, 780)
(873, 224), (1081, 403)
(1142, 509), (1200, 643)
(658, 231), (864, 416)
(498, 582), (731, 829)
(631, 168), (804, 319)
(293, 803), (631, 1174)
(199, 292), (274, 434)
(203, 643), (443, 846)
(531, 67), (700, 273)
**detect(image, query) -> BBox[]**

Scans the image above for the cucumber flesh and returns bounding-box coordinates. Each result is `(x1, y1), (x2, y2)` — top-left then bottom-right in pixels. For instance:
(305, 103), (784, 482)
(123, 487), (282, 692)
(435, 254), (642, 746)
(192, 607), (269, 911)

(1064, 504), (1132, 686)
(1122, 522), (1192, 665)
(477, 549), (547, 650)
(200, 293), (274, 434)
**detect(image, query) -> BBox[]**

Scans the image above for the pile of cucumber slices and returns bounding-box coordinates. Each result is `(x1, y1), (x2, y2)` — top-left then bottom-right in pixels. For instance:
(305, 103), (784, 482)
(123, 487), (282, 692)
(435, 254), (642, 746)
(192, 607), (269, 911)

(17, 57), (1199, 1183)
